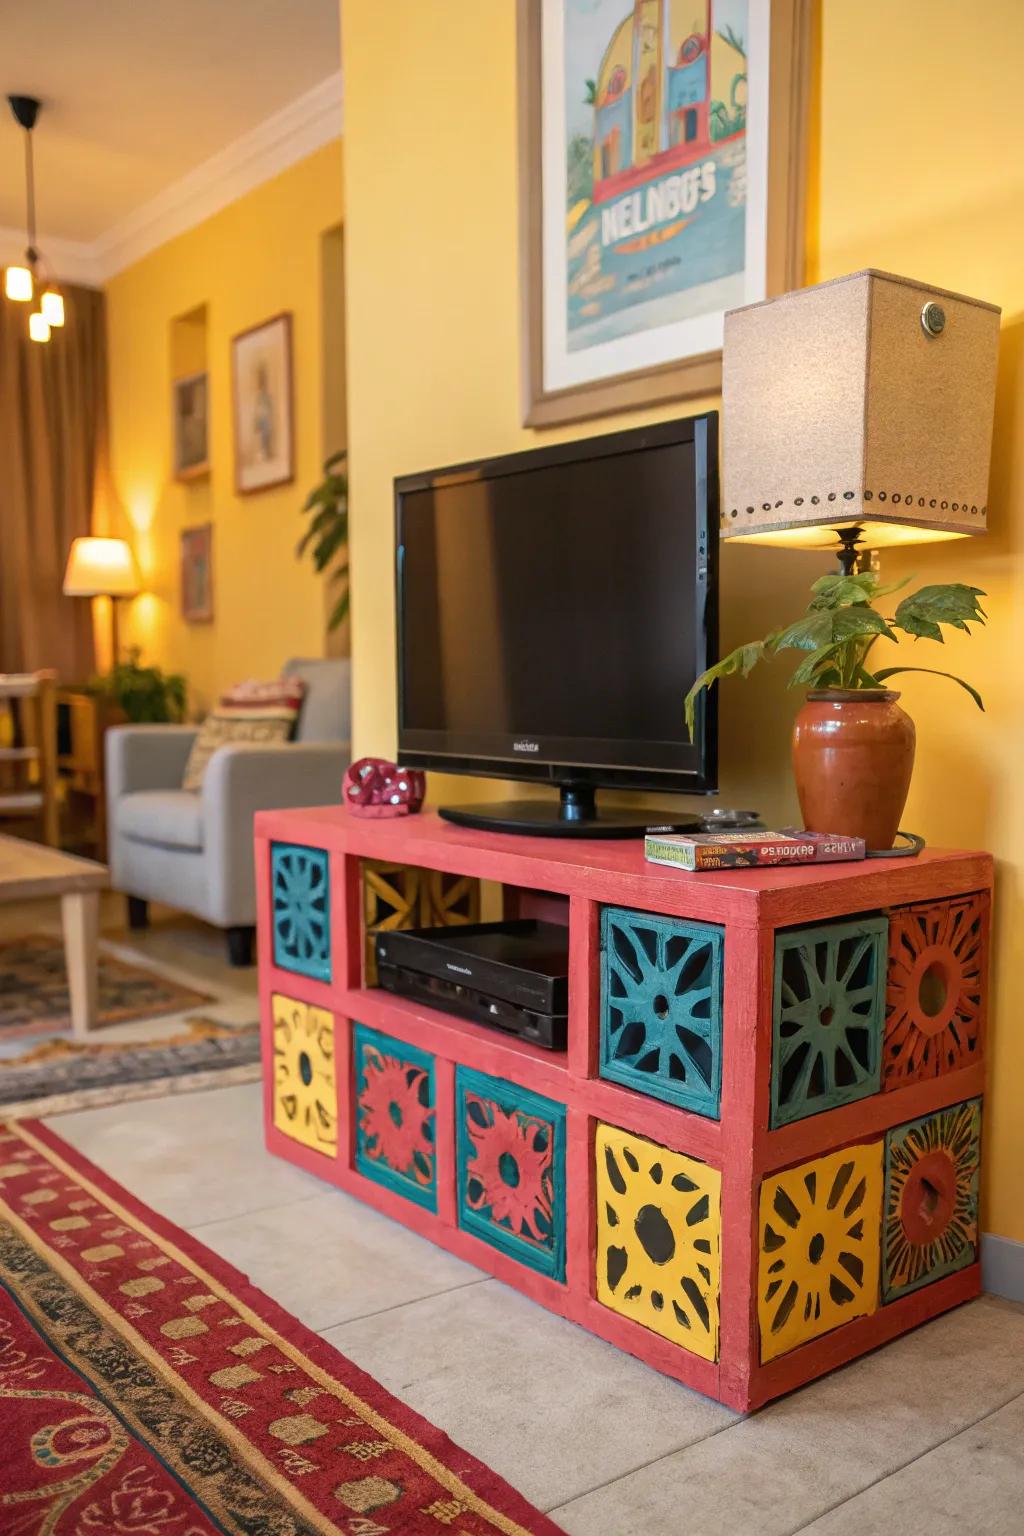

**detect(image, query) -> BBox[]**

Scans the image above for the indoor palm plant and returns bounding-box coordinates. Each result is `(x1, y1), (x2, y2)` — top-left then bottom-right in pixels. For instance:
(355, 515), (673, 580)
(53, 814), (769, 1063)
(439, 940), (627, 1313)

(298, 450), (349, 630)
(685, 570), (986, 849)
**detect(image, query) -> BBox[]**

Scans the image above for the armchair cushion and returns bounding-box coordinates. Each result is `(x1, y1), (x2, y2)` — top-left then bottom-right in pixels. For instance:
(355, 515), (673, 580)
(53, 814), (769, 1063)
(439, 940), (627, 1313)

(282, 657), (350, 743)
(116, 789), (203, 851)
(182, 703), (300, 791)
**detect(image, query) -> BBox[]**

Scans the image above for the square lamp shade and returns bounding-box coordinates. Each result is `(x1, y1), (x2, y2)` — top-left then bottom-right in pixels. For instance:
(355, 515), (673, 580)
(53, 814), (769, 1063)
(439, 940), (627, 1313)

(63, 537), (140, 598)
(721, 269), (1001, 553)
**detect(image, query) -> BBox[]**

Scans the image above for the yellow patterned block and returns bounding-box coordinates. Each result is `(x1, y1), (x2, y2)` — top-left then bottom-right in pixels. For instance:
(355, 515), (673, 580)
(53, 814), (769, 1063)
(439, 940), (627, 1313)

(361, 861), (480, 984)
(422, 869), (481, 928)
(272, 994), (337, 1157)
(758, 1141), (883, 1363)
(595, 1123), (721, 1361)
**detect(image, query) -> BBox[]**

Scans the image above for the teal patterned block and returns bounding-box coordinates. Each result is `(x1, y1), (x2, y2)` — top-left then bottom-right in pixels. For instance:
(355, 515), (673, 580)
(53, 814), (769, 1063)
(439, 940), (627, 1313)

(456, 1068), (566, 1281)
(271, 842), (331, 982)
(600, 906), (724, 1117)
(354, 1025), (436, 1211)
(771, 915), (887, 1128)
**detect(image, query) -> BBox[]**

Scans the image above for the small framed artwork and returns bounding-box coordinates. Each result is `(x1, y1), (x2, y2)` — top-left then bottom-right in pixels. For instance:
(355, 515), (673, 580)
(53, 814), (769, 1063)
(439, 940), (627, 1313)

(518, 0), (814, 427)
(172, 371), (209, 481)
(231, 312), (294, 495)
(180, 523), (214, 623)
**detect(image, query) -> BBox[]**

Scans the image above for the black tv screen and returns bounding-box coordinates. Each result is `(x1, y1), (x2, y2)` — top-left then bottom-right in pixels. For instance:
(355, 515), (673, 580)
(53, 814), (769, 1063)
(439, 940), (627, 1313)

(395, 414), (718, 800)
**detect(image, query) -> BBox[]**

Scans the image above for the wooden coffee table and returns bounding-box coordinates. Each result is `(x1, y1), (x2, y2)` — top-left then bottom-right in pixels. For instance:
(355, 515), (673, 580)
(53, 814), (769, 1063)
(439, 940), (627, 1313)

(0, 834), (108, 1036)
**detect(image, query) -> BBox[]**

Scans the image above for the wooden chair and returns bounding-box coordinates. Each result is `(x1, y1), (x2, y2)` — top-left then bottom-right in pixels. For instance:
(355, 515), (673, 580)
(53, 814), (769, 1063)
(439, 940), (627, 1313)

(0, 671), (59, 845)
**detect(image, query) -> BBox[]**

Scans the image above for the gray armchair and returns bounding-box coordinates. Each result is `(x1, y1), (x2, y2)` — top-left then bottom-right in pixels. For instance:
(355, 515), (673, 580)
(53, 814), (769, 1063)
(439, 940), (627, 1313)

(106, 658), (349, 964)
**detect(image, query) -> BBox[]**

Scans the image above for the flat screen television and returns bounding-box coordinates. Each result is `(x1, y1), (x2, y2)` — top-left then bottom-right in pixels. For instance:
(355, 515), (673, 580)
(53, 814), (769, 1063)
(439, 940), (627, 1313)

(394, 413), (718, 837)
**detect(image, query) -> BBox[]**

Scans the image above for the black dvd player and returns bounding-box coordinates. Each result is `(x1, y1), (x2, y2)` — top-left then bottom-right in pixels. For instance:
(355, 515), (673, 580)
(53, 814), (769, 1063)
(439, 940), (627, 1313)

(374, 920), (569, 1050)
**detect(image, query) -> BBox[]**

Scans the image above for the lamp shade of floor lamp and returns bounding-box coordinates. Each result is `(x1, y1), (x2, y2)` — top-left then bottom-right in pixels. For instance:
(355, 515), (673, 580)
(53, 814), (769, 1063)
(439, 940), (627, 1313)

(63, 537), (140, 666)
(720, 270), (1001, 571)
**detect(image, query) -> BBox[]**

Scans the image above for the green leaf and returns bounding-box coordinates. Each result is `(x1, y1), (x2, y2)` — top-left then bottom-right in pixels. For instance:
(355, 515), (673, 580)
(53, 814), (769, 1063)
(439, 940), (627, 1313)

(808, 572), (878, 609)
(773, 605), (895, 653)
(302, 477), (347, 513)
(684, 641), (768, 738)
(787, 642), (847, 687)
(328, 586), (350, 630)
(892, 584), (987, 641)
(874, 666), (984, 710)
(297, 505), (344, 557)
(312, 524), (348, 571)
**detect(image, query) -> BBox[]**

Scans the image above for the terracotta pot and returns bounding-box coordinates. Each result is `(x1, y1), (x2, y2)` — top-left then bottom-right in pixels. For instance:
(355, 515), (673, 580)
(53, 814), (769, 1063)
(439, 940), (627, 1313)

(792, 689), (916, 851)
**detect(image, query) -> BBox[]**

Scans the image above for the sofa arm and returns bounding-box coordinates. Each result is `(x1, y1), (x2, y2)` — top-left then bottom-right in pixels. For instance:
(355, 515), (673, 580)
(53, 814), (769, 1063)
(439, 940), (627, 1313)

(200, 742), (349, 926)
(105, 725), (199, 802)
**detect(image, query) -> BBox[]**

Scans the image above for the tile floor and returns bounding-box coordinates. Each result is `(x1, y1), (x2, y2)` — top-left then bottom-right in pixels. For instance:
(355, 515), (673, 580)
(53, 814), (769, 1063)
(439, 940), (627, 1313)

(46, 1078), (1024, 1535)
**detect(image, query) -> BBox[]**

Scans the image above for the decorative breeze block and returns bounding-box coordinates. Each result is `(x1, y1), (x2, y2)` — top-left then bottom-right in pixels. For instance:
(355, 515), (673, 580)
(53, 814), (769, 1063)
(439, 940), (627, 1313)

(884, 895), (987, 1089)
(423, 869), (481, 929)
(595, 1123), (721, 1361)
(601, 906), (724, 1116)
(771, 916), (887, 1127)
(758, 1141), (882, 1362)
(271, 842), (331, 982)
(456, 1068), (566, 1280)
(883, 1099), (981, 1302)
(354, 1025), (437, 1210)
(362, 861), (480, 984)
(272, 994), (336, 1156)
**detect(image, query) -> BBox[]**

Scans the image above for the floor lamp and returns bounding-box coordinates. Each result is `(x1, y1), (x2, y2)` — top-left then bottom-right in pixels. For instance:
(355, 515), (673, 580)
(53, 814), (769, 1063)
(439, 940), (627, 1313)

(63, 537), (140, 667)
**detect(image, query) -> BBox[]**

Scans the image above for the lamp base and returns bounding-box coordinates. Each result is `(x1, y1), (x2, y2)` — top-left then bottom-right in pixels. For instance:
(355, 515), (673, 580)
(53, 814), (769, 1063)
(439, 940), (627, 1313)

(834, 525), (865, 576)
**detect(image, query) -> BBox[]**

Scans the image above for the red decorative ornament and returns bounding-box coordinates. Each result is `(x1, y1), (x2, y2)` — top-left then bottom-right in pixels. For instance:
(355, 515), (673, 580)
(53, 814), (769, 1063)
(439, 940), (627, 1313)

(343, 757), (425, 818)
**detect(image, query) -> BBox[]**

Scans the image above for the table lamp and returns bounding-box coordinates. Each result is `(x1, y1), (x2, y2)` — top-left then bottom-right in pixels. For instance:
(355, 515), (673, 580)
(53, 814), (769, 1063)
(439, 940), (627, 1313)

(63, 536), (140, 666)
(721, 270), (1001, 573)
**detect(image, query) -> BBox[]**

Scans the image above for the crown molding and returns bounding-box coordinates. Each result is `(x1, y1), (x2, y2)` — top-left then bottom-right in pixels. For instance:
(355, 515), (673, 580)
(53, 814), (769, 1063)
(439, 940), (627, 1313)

(0, 70), (343, 289)
(0, 226), (103, 287)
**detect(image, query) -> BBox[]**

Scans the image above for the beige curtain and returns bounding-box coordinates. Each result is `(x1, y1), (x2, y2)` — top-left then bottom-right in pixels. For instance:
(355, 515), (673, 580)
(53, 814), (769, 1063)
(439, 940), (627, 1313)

(0, 284), (109, 677)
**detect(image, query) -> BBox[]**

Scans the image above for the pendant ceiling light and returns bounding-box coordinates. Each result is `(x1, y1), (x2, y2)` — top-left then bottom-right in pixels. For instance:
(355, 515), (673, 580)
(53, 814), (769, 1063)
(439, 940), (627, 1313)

(4, 95), (63, 343)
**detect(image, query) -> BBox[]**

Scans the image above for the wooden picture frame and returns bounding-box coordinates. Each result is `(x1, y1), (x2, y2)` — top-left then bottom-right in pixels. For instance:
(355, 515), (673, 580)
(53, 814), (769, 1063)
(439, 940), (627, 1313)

(171, 370), (209, 481)
(518, 0), (815, 429)
(231, 312), (295, 495)
(180, 522), (214, 623)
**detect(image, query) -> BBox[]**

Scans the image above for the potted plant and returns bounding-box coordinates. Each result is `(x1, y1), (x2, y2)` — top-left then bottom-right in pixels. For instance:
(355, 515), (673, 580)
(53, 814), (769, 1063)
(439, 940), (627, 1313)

(297, 450), (349, 630)
(685, 570), (986, 849)
(92, 647), (187, 724)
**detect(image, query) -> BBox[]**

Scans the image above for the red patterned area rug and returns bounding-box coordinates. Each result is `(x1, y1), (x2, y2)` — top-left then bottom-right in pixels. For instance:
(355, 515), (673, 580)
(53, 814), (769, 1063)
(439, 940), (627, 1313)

(0, 1120), (564, 1536)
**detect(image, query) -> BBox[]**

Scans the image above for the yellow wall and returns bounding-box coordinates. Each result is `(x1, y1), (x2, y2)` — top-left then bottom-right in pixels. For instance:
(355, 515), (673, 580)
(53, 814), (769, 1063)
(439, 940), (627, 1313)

(104, 140), (344, 709)
(341, 0), (819, 829)
(341, 1), (1024, 1239)
(815, 0), (1024, 1243)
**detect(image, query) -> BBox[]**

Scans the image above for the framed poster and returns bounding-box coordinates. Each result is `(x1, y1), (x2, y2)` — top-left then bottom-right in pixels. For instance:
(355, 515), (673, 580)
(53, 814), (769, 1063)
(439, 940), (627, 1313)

(231, 312), (294, 494)
(519, 0), (813, 427)
(180, 523), (213, 623)
(172, 371), (209, 481)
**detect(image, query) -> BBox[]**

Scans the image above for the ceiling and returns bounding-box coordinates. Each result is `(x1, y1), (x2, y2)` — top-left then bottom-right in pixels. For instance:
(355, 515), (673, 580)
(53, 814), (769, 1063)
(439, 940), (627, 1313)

(1, 0), (341, 244)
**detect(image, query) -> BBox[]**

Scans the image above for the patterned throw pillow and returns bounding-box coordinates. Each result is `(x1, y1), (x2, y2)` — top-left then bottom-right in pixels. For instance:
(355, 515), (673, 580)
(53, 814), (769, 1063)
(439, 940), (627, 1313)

(181, 678), (306, 791)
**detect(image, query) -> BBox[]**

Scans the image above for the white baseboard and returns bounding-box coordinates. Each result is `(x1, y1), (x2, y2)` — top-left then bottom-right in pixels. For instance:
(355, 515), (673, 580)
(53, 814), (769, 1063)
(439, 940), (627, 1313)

(982, 1233), (1024, 1302)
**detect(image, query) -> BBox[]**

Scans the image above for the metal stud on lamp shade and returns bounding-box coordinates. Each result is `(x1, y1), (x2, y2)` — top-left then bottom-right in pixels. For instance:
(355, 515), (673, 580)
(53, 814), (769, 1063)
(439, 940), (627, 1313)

(721, 270), (1001, 565)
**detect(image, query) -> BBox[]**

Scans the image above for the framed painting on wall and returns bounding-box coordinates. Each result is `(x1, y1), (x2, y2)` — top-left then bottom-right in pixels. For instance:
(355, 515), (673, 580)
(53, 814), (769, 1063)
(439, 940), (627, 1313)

(231, 312), (294, 494)
(518, 0), (813, 427)
(181, 523), (214, 623)
(172, 370), (209, 481)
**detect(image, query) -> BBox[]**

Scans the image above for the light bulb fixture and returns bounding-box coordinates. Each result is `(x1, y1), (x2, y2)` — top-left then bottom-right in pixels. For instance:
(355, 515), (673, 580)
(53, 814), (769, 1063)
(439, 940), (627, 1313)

(4, 264), (32, 302)
(3, 95), (63, 342)
(40, 288), (64, 326)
